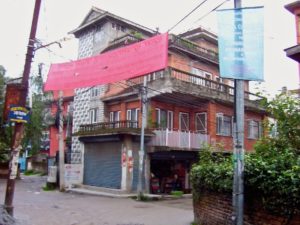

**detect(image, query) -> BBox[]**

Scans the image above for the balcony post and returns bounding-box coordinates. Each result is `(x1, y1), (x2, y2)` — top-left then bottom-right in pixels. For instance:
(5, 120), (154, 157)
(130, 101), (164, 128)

(166, 128), (169, 146)
(188, 131), (191, 149)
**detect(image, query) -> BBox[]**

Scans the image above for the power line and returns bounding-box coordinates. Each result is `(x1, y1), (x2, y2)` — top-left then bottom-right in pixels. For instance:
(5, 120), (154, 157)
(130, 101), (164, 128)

(167, 0), (208, 33)
(194, 0), (229, 24)
(178, 0), (229, 37)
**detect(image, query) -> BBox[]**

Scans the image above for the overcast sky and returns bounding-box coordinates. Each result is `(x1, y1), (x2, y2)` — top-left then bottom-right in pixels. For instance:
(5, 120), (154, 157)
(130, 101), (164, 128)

(0, 0), (298, 96)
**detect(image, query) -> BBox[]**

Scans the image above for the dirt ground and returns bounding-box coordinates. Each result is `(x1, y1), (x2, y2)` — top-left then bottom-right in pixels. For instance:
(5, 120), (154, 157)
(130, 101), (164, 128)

(0, 175), (194, 225)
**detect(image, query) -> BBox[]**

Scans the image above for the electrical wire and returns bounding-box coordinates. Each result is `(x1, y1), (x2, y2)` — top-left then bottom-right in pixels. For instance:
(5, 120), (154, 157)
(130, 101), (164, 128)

(193, 0), (229, 24)
(167, 0), (209, 33)
(178, 0), (229, 37)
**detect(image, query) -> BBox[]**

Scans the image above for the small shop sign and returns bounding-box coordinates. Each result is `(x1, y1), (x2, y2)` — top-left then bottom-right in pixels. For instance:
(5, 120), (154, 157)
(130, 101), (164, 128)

(8, 105), (30, 123)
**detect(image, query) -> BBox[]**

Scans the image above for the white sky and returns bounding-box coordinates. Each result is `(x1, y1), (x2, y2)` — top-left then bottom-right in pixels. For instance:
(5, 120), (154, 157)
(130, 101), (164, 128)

(0, 0), (298, 96)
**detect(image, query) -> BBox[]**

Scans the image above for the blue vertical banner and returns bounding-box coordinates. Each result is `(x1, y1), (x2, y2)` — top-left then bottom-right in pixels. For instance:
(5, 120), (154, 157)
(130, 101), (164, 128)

(217, 7), (264, 81)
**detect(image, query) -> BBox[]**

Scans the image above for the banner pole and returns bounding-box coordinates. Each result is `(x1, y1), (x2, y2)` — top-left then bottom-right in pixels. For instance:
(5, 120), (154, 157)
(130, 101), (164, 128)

(233, 0), (245, 225)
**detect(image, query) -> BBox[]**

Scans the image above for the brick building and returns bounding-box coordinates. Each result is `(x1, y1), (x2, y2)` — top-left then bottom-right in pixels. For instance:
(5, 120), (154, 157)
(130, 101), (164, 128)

(285, 1), (300, 97)
(67, 7), (265, 193)
(42, 90), (74, 157)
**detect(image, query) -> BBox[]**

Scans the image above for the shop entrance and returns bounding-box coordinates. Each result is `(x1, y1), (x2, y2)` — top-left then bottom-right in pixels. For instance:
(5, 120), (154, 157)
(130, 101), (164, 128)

(149, 151), (198, 194)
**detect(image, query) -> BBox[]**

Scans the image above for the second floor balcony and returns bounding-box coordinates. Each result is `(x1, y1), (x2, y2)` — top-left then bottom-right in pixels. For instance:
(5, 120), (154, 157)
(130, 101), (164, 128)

(75, 120), (209, 151)
(148, 128), (209, 150)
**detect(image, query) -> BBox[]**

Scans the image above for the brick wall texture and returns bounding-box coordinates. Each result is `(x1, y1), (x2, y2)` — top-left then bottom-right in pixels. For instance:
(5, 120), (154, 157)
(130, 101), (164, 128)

(193, 191), (300, 225)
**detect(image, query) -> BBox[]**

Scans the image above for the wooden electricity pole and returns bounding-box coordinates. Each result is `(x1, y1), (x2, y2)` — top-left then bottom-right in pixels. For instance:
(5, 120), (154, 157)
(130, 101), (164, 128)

(4, 0), (41, 216)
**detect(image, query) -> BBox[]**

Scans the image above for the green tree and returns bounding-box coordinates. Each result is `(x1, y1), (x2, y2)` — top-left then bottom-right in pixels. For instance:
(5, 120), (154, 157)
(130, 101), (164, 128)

(191, 93), (300, 216)
(0, 65), (6, 124)
(0, 65), (9, 161)
(262, 93), (300, 154)
(22, 75), (48, 155)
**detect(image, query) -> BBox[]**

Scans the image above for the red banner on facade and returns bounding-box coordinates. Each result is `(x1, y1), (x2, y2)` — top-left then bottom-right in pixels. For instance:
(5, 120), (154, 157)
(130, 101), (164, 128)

(44, 33), (169, 91)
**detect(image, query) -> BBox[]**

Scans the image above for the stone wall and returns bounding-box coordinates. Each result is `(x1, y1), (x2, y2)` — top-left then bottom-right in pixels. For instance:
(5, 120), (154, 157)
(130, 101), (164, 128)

(193, 191), (300, 225)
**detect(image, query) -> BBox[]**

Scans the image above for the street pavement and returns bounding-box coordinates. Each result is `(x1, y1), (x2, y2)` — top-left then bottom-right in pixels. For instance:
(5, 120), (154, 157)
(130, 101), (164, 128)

(0, 175), (194, 225)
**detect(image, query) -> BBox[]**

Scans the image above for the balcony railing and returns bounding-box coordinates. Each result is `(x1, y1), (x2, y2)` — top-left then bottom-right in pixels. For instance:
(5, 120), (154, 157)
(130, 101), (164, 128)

(148, 128), (209, 150)
(78, 120), (139, 133)
(169, 34), (219, 64)
(77, 122), (209, 150)
(128, 67), (263, 101)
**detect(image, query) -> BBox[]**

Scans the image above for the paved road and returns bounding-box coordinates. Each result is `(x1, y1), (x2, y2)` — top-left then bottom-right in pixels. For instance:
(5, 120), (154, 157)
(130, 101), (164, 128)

(0, 175), (194, 225)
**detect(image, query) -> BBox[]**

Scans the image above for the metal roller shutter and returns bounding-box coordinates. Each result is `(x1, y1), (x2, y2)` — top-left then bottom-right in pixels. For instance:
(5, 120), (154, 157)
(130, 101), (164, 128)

(83, 143), (121, 189)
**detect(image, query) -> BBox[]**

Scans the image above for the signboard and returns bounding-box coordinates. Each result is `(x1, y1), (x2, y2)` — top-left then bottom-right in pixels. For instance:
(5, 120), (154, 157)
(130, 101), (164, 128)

(8, 105), (30, 123)
(3, 83), (24, 122)
(9, 149), (20, 179)
(64, 164), (82, 187)
(217, 7), (264, 81)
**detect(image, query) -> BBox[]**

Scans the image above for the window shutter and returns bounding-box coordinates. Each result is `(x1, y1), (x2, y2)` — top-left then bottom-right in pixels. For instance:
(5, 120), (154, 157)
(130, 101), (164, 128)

(127, 110), (131, 121)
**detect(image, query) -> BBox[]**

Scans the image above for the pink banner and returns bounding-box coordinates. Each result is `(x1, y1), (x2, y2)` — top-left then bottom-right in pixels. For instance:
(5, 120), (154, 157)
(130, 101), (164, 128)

(44, 33), (168, 91)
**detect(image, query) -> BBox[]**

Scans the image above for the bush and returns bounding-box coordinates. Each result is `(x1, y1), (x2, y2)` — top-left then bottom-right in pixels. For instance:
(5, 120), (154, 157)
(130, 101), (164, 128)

(191, 93), (300, 216)
(191, 146), (300, 216)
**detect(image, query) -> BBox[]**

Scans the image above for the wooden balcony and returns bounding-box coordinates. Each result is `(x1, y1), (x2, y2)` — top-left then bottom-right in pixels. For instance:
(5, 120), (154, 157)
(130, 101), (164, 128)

(148, 128), (209, 150)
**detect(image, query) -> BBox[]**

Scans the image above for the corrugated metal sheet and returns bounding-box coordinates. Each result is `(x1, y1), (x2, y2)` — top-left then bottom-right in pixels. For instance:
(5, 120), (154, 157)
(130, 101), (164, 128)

(83, 143), (121, 189)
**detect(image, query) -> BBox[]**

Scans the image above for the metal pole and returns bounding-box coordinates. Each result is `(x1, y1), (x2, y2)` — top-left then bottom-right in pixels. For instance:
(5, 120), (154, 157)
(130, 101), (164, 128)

(58, 90), (65, 191)
(4, 0), (41, 216)
(233, 0), (244, 224)
(137, 76), (147, 199)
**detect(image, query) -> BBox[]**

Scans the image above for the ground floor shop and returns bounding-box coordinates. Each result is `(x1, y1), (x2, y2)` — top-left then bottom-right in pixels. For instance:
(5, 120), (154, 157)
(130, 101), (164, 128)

(78, 135), (199, 194)
(149, 151), (198, 194)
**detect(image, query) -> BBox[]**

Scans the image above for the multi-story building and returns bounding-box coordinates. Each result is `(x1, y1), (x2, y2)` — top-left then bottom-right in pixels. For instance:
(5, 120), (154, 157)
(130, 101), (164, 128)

(285, 1), (300, 97)
(42, 90), (74, 158)
(68, 7), (265, 194)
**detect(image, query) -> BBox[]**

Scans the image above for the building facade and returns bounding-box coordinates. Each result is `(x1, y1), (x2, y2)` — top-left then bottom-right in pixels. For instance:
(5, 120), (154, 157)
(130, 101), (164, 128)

(42, 90), (74, 158)
(285, 1), (300, 96)
(68, 7), (266, 194)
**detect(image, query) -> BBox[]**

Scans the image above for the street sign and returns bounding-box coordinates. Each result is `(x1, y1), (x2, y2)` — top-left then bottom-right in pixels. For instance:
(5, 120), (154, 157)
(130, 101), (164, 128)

(8, 105), (30, 123)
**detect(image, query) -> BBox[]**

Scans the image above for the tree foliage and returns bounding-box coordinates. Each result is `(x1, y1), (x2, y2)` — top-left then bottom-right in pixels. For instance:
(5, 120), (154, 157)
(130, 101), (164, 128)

(0, 65), (9, 161)
(22, 75), (47, 155)
(191, 93), (300, 216)
(0, 65), (7, 124)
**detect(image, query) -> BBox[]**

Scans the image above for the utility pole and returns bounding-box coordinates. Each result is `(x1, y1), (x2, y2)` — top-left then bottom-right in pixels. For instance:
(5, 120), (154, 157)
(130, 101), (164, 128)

(137, 76), (147, 199)
(4, 0), (41, 216)
(233, 0), (244, 224)
(58, 90), (65, 191)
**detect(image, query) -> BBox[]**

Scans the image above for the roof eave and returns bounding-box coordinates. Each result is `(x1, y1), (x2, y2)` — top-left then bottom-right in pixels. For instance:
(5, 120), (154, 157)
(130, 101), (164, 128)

(285, 1), (300, 14)
(69, 11), (156, 37)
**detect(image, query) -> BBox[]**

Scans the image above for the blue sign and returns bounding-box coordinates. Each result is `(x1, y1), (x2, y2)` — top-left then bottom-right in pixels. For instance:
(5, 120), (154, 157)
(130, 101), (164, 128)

(8, 105), (30, 123)
(217, 7), (264, 81)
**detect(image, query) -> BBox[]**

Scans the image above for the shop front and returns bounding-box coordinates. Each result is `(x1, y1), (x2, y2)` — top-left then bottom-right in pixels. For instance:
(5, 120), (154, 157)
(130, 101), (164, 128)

(149, 151), (198, 194)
